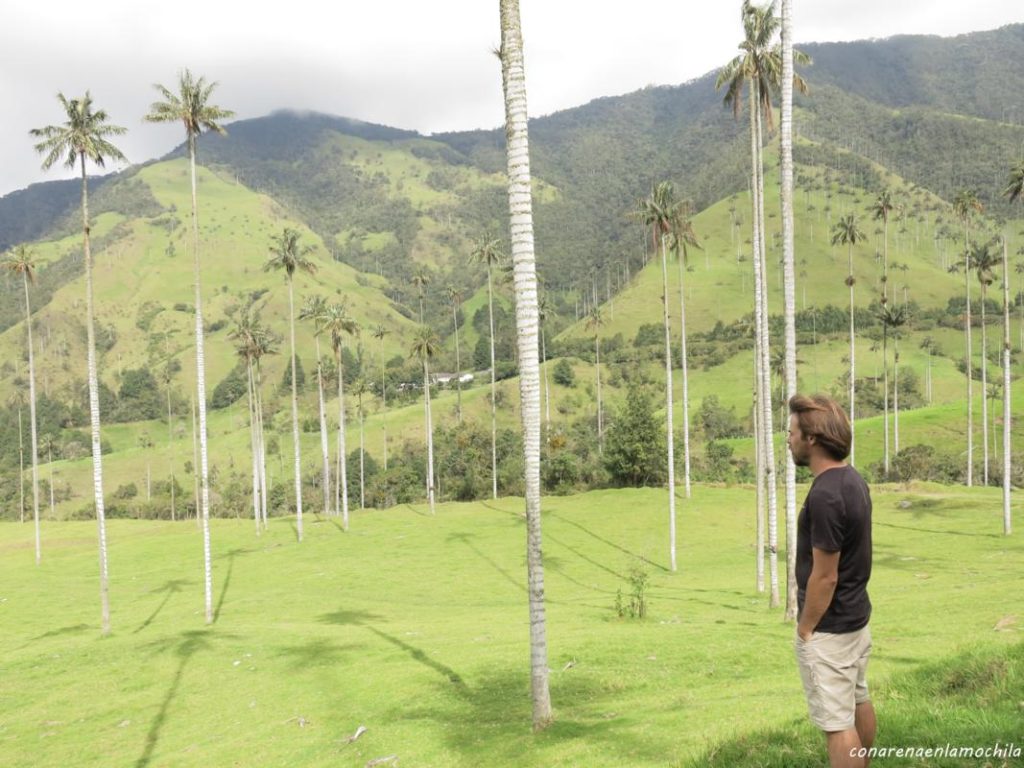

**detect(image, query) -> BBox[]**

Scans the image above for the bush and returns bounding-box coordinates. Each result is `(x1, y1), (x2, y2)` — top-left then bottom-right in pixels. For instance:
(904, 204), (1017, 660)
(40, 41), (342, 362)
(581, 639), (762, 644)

(604, 387), (666, 487)
(552, 358), (575, 387)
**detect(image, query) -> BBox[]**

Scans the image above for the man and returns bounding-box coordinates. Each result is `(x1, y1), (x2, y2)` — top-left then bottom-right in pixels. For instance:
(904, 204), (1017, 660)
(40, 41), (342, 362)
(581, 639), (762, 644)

(787, 394), (876, 768)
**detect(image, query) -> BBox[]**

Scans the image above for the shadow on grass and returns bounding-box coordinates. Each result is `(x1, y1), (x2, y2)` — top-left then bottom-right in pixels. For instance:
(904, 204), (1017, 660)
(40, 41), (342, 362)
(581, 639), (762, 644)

(876, 521), (1002, 539)
(319, 607), (465, 686)
(547, 511), (671, 573)
(213, 549), (242, 624)
(133, 579), (192, 635)
(681, 640), (1024, 767)
(388, 665), (680, 767)
(135, 630), (213, 768)
(446, 531), (527, 596)
(275, 637), (367, 668)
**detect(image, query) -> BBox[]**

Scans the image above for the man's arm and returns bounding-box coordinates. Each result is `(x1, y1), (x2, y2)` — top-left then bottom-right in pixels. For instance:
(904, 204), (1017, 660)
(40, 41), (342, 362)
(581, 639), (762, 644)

(797, 547), (840, 640)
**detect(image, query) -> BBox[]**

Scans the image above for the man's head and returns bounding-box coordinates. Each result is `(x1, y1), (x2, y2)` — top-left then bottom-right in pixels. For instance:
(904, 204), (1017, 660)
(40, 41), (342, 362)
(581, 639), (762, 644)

(787, 394), (851, 467)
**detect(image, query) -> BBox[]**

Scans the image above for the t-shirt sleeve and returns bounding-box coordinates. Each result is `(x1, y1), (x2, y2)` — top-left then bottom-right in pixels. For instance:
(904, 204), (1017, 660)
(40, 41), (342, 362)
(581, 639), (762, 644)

(808, 484), (845, 552)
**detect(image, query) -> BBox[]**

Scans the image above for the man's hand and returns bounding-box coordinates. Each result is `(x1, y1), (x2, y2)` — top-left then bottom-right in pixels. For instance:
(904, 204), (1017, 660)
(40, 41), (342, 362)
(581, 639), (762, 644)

(797, 625), (814, 642)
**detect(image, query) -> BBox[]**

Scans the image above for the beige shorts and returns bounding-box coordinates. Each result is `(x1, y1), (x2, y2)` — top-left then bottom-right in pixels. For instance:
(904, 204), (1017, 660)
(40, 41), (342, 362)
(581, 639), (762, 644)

(795, 624), (872, 732)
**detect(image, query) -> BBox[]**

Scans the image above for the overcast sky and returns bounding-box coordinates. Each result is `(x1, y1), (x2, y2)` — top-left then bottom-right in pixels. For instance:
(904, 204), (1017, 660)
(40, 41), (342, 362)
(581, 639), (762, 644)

(2, 1), (1020, 196)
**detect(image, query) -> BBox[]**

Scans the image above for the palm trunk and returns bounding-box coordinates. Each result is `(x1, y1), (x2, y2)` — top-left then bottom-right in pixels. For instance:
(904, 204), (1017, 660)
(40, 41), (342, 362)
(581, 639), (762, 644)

(883, 325), (889, 475)
(423, 359), (436, 515)
(287, 278), (304, 540)
(659, 236), (678, 572)
(781, 0), (799, 620)
(595, 334), (602, 452)
(167, 378), (176, 522)
(849, 242), (857, 466)
(754, 383), (765, 593)
(190, 392), (199, 528)
(246, 360), (261, 533)
(336, 348), (350, 529)
(981, 286), (989, 485)
(315, 337), (331, 514)
(453, 303), (463, 424)
(487, 266), (498, 499)
(500, 0), (553, 728)
(22, 272), (42, 564)
(1002, 238), (1012, 535)
(18, 408), (25, 524)
(894, 345), (900, 455)
(753, 86), (779, 608)
(79, 157), (112, 634)
(750, 92), (766, 596)
(255, 362), (269, 528)
(187, 138), (214, 624)
(542, 325), (551, 437)
(359, 396), (365, 509)
(380, 336), (388, 473)
(677, 253), (692, 498)
(965, 225), (974, 486)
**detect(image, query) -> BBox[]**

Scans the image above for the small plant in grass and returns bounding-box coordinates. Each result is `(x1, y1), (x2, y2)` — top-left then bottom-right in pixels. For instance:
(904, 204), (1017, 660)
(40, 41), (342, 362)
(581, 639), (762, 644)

(615, 562), (650, 618)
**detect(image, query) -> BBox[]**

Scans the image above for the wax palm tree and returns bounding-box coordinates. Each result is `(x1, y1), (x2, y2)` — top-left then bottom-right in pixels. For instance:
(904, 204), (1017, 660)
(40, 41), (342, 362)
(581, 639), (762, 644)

(500, 0), (553, 726)
(632, 181), (681, 573)
(586, 306), (605, 451)
(409, 326), (439, 515)
(7, 391), (26, 525)
(299, 294), (332, 515)
(832, 213), (865, 465)
(953, 189), (983, 486)
(972, 241), (1000, 485)
(878, 303), (907, 475)
(780, 0), (800, 621)
(3, 246), (42, 563)
(32, 92), (126, 634)
(371, 323), (390, 471)
(670, 205), (701, 499)
(538, 293), (552, 437)
(446, 284), (465, 424)
(145, 70), (233, 622)
(412, 269), (431, 323)
(351, 377), (369, 509)
(471, 235), (505, 500)
(322, 302), (359, 529)
(229, 306), (262, 532)
(872, 189), (899, 304)
(264, 227), (317, 537)
(998, 238), (1013, 535)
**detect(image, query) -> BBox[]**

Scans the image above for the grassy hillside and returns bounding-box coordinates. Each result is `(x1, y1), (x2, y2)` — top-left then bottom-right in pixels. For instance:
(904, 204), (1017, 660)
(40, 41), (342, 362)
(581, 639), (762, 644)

(1, 484), (1020, 767)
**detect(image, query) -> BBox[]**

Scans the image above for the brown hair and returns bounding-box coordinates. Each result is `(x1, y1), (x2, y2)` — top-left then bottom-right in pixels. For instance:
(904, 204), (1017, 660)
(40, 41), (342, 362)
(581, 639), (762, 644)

(788, 394), (851, 461)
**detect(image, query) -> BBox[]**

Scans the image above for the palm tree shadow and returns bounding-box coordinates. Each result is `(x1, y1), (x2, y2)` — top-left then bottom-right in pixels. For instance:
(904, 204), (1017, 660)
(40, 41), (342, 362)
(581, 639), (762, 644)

(135, 630), (212, 768)
(133, 579), (193, 635)
(446, 531), (527, 595)
(213, 549), (243, 624)
(318, 607), (465, 687)
(547, 512), (670, 573)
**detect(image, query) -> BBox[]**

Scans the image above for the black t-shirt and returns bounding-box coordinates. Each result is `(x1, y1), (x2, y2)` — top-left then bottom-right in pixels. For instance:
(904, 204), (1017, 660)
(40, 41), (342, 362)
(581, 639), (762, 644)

(796, 464), (872, 633)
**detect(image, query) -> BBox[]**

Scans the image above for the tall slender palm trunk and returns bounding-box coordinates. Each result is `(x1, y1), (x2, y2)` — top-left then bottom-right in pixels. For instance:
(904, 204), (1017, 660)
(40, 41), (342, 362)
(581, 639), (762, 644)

(677, 255), (692, 498)
(380, 337), (388, 472)
(359, 397), (365, 509)
(781, 0), (799, 620)
(423, 360), (436, 515)
(595, 334), (603, 452)
(246, 361), (261, 533)
(21, 272), (42, 564)
(965, 227), (974, 486)
(487, 266), (498, 499)
(981, 287), (990, 484)
(659, 237), (678, 572)
(187, 140), (214, 624)
(167, 378), (176, 521)
(542, 326), (551, 436)
(751, 83), (778, 607)
(848, 242), (857, 466)
(286, 279), (304, 540)
(883, 327), (890, 475)
(500, 0), (552, 728)
(1002, 238), (1012, 535)
(315, 337), (331, 513)
(190, 393), (199, 528)
(894, 345), (900, 454)
(453, 304), (463, 424)
(81, 157), (111, 634)
(18, 408), (25, 524)
(336, 350), (350, 529)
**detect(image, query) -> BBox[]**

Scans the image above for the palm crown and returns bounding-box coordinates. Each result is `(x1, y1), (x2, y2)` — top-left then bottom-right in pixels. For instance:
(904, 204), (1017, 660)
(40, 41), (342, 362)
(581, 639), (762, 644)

(31, 92), (127, 172)
(144, 69), (234, 139)
(265, 228), (317, 280)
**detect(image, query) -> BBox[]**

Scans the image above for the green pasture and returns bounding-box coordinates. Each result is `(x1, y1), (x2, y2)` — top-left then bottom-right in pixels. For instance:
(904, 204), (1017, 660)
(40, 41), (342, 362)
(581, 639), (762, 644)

(1, 484), (1021, 767)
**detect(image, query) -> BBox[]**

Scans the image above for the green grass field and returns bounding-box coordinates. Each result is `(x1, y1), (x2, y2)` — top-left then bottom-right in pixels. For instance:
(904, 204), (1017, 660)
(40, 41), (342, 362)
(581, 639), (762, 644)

(2, 484), (1021, 767)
